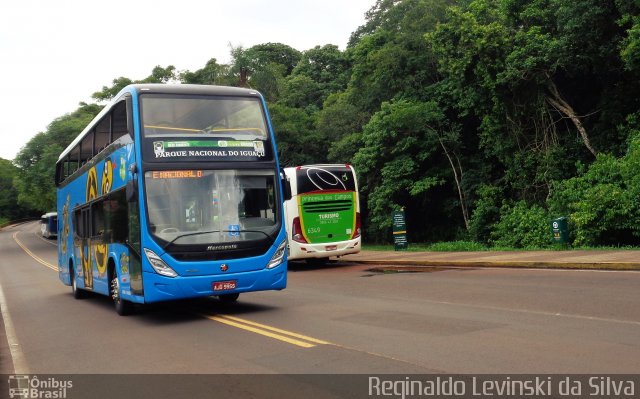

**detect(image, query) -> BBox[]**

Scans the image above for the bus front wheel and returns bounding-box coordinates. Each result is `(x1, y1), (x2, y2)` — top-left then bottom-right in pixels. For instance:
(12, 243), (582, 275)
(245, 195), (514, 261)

(110, 274), (133, 316)
(70, 265), (86, 299)
(218, 293), (239, 303)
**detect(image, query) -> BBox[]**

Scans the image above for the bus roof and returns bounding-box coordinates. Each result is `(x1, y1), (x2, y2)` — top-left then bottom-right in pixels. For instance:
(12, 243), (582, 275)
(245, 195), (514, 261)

(131, 83), (263, 97)
(57, 84), (264, 163)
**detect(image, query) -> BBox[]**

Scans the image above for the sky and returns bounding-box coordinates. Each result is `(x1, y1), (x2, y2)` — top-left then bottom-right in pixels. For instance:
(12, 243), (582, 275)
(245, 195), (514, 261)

(0, 0), (375, 161)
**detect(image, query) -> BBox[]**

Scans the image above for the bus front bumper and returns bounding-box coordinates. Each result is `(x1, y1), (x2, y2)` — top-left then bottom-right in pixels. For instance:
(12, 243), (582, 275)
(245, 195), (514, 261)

(139, 266), (287, 303)
(288, 238), (361, 261)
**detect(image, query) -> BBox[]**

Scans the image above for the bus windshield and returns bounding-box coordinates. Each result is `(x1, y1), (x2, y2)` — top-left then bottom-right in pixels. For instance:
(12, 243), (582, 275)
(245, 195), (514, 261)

(144, 169), (278, 247)
(141, 94), (267, 140)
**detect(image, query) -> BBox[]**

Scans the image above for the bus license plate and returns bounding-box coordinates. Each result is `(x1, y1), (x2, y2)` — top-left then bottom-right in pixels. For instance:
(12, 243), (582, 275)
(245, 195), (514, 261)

(325, 245), (337, 251)
(213, 281), (237, 291)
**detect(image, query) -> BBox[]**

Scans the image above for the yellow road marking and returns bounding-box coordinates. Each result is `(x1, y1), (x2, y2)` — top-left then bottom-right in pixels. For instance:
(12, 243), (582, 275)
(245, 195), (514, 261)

(13, 232), (58, 272)
(201, 313), (330, 348)
(218, 314), (331, 345)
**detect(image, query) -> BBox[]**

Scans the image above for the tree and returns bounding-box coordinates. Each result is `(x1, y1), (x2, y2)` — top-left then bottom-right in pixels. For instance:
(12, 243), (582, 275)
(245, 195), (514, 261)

(228, 43), (301, 95)
(141, 65), (177, 83)
(243, 43), (301, 76)
(347, 0), (451, 114)
(0, 159), (30, 222)
(268, 103), (322, 166)
(279, 74), (322, 109)
(618, 1), (640, 74)
(92, 65), (177, 102)
(92, 77), (133, 102)
(180, 58), (232, 85)
(424, 0), (640, 245)
(317, 93), (369, 162)
(289, 45), (350, 102)
(13, 103), (101, 211)
(548, 142), (640, 246)
(353, 99), (467, 241)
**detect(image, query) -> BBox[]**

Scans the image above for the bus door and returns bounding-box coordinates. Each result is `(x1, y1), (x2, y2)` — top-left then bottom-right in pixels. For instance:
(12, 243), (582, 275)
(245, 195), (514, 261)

(74, 206), (93, 290)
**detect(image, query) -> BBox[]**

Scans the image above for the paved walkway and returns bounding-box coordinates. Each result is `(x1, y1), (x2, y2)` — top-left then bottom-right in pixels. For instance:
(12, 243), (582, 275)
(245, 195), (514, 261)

(340, 250), (640, 270)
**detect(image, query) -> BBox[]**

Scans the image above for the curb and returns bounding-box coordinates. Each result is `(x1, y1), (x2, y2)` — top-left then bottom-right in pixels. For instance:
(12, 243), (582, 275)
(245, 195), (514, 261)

(347, 259), (640, 271)
(0, 218), (38, 230)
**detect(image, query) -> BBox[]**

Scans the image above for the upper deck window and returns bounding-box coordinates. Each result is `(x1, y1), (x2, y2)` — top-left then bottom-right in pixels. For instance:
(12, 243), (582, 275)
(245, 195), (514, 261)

(141, 94), (267, 140)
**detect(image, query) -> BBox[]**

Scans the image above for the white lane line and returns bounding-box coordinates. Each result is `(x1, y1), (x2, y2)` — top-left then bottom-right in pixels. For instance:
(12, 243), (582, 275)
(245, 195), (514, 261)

(34, 230), (57, 247)
(422, 298), (640, 327)
(0, 282), (30, 373)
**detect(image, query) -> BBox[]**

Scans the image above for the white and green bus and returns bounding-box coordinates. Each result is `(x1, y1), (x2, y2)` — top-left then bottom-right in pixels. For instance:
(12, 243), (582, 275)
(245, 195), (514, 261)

(283, 164), (361, 263)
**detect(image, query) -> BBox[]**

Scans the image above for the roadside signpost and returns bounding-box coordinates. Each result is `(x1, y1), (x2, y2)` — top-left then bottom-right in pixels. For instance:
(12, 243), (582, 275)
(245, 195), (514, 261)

(392, 209), (408, 251)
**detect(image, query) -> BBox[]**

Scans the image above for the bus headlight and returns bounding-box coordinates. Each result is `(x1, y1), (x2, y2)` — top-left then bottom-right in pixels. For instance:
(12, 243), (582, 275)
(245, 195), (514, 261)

(144, 248), (178, 277)
(266, 240), (287, 269)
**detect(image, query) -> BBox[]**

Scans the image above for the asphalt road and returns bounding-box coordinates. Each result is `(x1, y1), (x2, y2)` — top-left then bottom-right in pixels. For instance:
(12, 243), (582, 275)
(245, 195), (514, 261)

(1, 222), (639, 396)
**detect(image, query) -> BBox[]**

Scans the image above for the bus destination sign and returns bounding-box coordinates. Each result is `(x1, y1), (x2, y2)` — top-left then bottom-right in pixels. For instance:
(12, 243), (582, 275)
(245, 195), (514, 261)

(147, 139), (268, 161)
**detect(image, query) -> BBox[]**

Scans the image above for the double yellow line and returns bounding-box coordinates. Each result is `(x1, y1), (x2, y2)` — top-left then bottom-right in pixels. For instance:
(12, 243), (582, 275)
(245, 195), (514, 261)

(13, 232), (58, 272)
(202, 313), (331, 348)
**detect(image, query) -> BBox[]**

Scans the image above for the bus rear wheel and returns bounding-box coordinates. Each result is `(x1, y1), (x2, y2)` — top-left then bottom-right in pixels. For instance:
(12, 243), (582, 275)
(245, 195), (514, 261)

(111, 274), (133, 316)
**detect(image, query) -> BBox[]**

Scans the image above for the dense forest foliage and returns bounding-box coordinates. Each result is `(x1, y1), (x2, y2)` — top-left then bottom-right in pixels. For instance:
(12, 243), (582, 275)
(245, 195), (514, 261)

(3, 0), (640, 247)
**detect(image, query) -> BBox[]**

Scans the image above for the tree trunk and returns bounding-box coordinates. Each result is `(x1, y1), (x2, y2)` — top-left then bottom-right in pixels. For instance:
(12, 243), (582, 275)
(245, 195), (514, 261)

(438, 136), (470, 231)
(546, 80), (597, 156)
(239, 68), (249, 88)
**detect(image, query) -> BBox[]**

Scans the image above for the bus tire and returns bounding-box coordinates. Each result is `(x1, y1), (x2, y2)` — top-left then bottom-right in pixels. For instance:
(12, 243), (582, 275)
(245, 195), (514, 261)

(306, 258), (328, 267)
(110, 265), (133, 316)
(218, 293), (239, 303)
(70, 263), (86, 299)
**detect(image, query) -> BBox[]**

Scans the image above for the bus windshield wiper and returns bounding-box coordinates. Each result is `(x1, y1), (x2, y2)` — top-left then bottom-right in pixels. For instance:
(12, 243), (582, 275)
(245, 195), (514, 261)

(163, 229), (270, 249)
(163, 230), (220, 249)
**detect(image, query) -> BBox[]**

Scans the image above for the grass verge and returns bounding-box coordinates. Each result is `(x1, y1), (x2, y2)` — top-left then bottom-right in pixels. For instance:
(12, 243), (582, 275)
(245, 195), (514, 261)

(362, 241), (640, 252)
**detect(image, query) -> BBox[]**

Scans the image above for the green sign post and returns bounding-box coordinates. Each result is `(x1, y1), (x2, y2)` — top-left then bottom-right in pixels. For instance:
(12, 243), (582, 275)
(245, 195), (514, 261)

(551, 216), (570, 245)
(392, 209), (408, 251)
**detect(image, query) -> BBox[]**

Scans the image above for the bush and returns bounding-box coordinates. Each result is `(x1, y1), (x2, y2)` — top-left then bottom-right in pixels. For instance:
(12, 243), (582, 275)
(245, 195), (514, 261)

(548, 146), (640, 246)
(490, 201), (552, 248)
(547, 125), (640, 246)
(468, 184), (503, 244)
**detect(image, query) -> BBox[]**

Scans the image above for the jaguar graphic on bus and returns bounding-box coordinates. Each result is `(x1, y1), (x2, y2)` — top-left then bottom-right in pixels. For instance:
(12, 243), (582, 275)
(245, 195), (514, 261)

(283, 164), (361, 263)
(55, 84), (288, 314)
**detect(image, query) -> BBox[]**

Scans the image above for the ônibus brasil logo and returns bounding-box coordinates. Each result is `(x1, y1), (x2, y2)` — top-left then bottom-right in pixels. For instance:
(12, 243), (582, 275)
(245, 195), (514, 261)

(8, 375), (73, 398)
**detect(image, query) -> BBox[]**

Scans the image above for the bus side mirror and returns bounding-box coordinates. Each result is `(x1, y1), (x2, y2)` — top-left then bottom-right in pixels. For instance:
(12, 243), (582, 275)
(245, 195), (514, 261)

(281, 171), (292, 201)
(126, 179), (138, 203)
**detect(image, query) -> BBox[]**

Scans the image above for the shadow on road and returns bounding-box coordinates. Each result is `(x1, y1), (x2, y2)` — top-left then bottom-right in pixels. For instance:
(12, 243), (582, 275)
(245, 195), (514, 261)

(60, 290), (279, 325)
(287, 259), (357, 272)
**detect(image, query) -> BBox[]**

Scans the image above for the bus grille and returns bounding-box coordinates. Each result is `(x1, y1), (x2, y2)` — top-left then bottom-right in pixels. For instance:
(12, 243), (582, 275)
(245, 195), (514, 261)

(302, 200), (352, 213)
(168, 244), (270, 261)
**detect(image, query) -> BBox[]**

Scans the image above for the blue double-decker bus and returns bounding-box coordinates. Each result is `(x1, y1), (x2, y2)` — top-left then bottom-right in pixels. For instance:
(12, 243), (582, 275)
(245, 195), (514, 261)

(55, 84), (288, 315)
